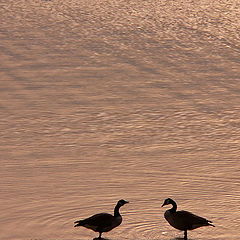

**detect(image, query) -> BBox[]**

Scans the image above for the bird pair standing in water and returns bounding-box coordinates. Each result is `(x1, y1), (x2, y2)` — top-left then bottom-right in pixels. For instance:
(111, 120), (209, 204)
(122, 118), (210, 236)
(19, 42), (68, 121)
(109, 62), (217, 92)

(74, 198), (215, 240)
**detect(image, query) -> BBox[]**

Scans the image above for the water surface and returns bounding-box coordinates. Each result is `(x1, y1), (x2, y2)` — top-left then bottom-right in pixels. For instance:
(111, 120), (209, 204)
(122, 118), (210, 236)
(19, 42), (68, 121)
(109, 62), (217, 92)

(0, 0), (240, 239)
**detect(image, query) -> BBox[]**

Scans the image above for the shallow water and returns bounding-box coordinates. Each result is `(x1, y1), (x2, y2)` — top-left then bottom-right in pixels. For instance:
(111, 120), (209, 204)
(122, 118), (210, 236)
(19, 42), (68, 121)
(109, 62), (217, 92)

(0, 0), (240, 239)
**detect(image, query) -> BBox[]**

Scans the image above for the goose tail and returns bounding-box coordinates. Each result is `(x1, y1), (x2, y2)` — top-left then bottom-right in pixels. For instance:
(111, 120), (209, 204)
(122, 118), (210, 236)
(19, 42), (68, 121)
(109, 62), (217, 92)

(208, 220), (215, 227)
(74, 220), (84, 227)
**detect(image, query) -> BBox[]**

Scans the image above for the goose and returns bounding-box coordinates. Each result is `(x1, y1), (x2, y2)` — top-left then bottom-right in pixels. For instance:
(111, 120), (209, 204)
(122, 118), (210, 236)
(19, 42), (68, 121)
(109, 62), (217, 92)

(74, 199), (129, 239)
(161, 198), (214, 239)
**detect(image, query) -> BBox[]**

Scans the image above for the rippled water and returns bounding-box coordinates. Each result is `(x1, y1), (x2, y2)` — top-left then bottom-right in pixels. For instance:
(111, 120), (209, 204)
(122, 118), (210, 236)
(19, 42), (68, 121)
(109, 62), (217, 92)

(0, 0), (240, 239)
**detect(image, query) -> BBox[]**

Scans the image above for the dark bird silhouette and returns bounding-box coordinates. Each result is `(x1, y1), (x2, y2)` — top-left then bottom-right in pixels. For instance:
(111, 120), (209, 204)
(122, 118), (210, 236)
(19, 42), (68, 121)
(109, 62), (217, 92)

(74, 199), (129, 239)
(162, 198), (215, 239)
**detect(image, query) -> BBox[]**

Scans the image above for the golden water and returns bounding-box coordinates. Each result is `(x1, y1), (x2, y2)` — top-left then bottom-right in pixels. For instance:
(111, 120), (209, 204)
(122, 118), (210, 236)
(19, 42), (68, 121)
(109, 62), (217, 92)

(0, 0), (240, 239)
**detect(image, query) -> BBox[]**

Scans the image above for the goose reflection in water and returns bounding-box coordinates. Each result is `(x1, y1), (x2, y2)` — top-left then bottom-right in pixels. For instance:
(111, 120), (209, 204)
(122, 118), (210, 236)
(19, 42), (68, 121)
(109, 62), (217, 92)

(93, 238), (110, 240)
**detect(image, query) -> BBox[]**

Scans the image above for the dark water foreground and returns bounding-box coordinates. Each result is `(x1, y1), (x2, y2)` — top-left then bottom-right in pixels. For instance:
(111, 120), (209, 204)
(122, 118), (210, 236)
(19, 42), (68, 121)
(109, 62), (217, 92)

(0, 0), (239, 240)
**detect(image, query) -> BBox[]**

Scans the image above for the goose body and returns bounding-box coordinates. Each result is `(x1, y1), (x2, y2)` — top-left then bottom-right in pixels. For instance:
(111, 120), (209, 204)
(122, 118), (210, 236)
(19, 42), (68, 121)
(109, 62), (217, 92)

(162, 198), (214, 239)
(74, 199), (128, 239)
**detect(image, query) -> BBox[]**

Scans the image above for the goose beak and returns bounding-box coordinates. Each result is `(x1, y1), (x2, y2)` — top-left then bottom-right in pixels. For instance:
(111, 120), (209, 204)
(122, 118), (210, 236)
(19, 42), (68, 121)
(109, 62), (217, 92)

(161, 203), (166, 207)
(125, 200), (129, 204)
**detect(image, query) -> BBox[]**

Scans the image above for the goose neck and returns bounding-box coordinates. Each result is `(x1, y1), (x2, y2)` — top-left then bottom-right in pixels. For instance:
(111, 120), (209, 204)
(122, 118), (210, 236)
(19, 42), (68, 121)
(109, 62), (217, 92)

(114, 204), (121, 217)
(169, 200), (177, 213)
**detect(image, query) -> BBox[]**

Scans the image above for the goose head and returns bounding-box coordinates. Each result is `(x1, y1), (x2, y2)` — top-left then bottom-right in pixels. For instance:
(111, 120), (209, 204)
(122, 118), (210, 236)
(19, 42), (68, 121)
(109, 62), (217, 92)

(118, 199), (129, 206)
(161, 198), (175, 207)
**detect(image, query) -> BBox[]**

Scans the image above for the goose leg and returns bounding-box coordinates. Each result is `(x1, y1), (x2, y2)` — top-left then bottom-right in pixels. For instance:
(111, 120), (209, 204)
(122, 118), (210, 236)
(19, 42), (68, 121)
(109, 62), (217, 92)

(98, 232), (102, 239)
(184, 230), (187, 240)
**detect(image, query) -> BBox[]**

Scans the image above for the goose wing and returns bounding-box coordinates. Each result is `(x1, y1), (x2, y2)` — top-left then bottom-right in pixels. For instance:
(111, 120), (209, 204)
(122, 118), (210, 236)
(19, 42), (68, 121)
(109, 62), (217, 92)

(176, 210), (212, 229)
(75, 213), (114, 229)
